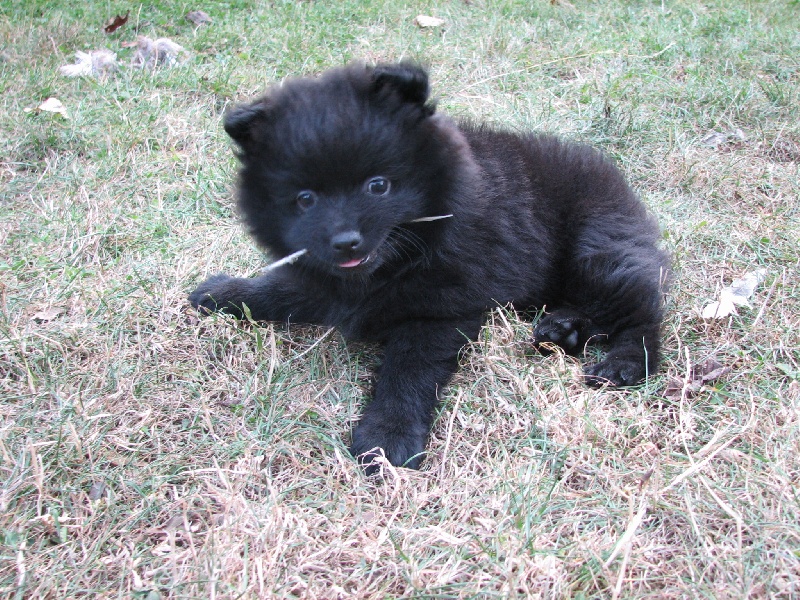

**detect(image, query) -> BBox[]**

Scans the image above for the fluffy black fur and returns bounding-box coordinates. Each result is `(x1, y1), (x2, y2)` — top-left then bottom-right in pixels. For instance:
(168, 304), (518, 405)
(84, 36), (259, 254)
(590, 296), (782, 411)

(189, 62), (669, 473)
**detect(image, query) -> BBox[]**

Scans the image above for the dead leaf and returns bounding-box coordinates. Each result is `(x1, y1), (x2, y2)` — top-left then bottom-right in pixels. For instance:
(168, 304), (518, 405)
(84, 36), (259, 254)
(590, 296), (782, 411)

(701, 290), (738, 319)
(127, 36), (187, 69)
(31, 307), (64, 322)
(700, 128), (747, 149)
(763, 138), (800, 163)
(88, 481), (107, 501)
(693, 357), (731, 384)
(702, 269), (766, 319)
(186, 10), (212, 26)
(663, 356), (732, 399)
(729, 270), (766, 300)
(24, 98), (69, 119)
(39, 98), (68, 116)
(104, 11), (130, 34)
(413, 15), (445, 28)
(59, 49), (118, 78)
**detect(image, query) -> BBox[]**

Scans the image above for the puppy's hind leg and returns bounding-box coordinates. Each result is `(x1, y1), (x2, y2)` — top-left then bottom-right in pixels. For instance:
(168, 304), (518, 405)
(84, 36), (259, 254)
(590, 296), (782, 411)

(552, 248), (668, 387)
(533, 307), (600, 355)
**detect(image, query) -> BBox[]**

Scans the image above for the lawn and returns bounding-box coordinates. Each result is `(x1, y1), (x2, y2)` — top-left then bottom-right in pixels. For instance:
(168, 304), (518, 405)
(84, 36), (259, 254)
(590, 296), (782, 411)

(1, 0), (799, 597)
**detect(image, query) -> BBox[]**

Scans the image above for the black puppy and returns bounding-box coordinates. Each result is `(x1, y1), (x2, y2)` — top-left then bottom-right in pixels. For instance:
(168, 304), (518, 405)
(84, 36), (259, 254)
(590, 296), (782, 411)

(190, 62), (669, 473)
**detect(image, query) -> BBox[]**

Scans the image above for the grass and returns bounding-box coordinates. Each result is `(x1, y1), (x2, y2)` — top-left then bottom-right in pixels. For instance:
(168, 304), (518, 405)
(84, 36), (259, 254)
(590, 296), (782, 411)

(1, 0), (799, 597)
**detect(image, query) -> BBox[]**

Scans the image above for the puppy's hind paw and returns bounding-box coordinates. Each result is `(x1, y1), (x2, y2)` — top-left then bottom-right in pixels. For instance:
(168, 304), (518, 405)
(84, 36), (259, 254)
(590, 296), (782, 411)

(532, 309), (589, 354)
(583, 356), (646, 387)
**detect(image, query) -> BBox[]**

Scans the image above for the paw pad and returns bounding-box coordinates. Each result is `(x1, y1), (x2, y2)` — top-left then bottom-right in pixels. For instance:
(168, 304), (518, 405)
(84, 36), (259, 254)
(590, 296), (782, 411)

(532, 312), (585, 352)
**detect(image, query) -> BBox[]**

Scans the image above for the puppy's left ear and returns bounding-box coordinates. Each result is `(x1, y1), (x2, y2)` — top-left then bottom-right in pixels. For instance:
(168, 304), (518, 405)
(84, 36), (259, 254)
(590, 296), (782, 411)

(371, 62), (433, 112)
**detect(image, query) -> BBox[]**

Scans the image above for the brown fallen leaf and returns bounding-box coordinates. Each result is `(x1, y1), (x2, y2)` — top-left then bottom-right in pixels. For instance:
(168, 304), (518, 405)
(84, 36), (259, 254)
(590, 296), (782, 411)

(762, 138), (800, 163)
(700, 128), (747, 150)
(88, 481), (107, 501)
(693, 357), (732, 384)
(186, 10), (213, 26)
(104, 11), (130, 34)
(663, 377), (687, 399)
(663, 356), (732, 399)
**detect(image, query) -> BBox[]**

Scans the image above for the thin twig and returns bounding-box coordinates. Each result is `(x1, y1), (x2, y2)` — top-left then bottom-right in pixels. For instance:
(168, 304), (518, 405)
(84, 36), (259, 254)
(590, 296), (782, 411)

(700, 474), (744, 583)
(663, 432), (738, 492)
(439, 390), (464, 479)
(407, 214), (454, 223)
(290, 327), (336, 362)
(456, 45), (674, 96)
(604, 493), (649, 568)
(261, 248), (307, 272)
(747, 270), (779, 333)
(611, 539), (633, 600)
(664, 399), (757, 493)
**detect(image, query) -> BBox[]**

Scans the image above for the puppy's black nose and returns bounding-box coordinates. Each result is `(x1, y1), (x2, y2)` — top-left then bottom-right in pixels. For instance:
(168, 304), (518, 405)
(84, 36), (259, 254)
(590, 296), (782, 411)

(331, 231), (363, 253)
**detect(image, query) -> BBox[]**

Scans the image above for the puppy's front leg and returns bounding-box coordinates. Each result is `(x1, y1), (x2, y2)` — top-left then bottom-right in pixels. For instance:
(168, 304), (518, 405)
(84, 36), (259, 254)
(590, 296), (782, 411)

(350, 318), (481, 474)
(189, 271), (331, 325)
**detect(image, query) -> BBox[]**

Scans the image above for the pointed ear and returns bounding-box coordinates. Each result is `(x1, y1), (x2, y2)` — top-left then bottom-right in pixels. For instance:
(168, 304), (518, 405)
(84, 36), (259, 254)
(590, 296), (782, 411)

(370, 62), (433, 110)
(223, 101), (268, 149)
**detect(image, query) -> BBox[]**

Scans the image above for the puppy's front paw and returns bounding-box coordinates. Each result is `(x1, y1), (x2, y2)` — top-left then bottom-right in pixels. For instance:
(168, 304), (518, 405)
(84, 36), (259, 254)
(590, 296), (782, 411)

(532, 309), (589, 353)
(583, 356), (646, 387)
(350, 421), (427, 476)
(188, 274), (239, 316)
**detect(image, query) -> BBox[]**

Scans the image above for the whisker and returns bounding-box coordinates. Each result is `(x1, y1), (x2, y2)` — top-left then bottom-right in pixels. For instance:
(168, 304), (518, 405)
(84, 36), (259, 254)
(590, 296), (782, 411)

(386, 227), (430, 265)
(396, 227), (429, 254)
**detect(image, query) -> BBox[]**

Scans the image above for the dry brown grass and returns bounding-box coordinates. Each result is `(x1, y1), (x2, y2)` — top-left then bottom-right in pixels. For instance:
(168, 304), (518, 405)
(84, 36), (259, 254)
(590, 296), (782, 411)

(2, 1), (799, 598)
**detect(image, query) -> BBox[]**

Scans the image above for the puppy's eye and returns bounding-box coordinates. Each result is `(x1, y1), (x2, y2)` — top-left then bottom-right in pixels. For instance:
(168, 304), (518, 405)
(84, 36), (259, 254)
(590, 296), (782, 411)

(366, 177), (391, 196)
(295, 191), (317, 210)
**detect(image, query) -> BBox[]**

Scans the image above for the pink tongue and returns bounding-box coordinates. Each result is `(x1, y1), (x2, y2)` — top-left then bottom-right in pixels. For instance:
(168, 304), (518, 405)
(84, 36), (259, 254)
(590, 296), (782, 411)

(339, 258), (364, 268)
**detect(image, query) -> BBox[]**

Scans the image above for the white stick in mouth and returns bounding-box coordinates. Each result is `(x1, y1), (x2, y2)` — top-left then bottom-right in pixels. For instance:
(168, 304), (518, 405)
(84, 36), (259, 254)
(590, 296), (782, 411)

(406, 214), (454, 223)
(261, 248), (307, 272)
(258, 217), (452, 273)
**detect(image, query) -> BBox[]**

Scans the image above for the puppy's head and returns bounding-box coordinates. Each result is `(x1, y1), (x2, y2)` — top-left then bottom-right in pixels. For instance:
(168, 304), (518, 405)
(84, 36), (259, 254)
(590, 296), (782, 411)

(223, 62), (471, 278)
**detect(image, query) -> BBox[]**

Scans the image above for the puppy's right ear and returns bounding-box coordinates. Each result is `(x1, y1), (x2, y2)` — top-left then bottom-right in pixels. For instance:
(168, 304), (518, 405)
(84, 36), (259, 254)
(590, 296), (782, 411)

(223, 101), (267, 151)
(371, 62), (431, 108)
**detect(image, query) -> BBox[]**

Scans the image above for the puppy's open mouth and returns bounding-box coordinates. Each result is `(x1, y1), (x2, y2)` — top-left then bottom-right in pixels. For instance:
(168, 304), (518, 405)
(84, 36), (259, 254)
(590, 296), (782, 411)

(338, 253), (373, 269)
